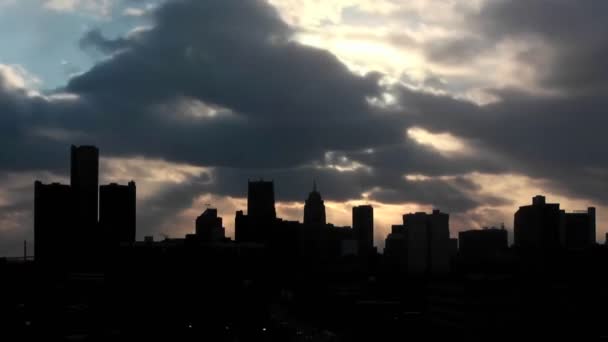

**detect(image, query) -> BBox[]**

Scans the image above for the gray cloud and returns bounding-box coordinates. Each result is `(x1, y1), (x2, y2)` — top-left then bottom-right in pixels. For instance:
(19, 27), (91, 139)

(79, 29), (131, 55)
(477, 0), (608, 95)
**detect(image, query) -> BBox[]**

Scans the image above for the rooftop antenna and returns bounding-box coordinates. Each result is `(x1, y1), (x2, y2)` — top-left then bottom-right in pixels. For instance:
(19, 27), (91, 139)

(313, 179), (317, 192)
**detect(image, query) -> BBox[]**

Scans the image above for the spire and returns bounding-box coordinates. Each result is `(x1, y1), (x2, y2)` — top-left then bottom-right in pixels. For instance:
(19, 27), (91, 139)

(312, 179), (317, 193)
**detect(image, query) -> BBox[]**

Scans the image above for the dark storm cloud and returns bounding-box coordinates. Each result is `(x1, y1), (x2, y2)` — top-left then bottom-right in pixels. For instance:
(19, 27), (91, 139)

(69, 0), (380, 120)
(366, 178), (506, 214)
(392, 85), (608, 206)
(477, 0), (608, 95)
(53, 0), (406, 171)
(79, 29), (131, 55)
(423, 0), (608, 95)
(136, 173), (212, 236)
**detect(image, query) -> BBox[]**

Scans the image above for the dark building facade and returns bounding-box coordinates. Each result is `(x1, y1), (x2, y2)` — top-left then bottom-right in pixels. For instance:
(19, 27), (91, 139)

(99, 182), (136, 245)
(514, 195), (562, 250)
(71, 145), (99, 232)
(515, 196), (596, 250)
(327, 224), (356, 258)
(247, 180), (276, 222)
(34, 181), (74, 265)
(195, 208), (225, 242)
(427, 210), (450, 273)
(234, 210), (250, 243)
(562, 207), (595, 250)
(459, 227), (508, 258)
(384, 225), (408, 269)
(384, 210), (451, 274)
(236, 180), (278, 243)
(353, 205), (374, 257)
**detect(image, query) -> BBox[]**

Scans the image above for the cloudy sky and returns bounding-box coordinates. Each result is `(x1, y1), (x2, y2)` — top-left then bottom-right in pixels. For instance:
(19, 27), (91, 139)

(1, 0), (607, 256)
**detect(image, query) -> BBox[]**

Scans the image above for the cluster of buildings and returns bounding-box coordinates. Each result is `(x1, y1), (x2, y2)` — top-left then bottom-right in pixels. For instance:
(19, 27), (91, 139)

(33, 146), (381, 270)
(181, 180), (376, 264)
(384, 210), (453, 274)
(514, 195), (596, 250)
(383, 198), (597, 274)
(21, 145), (608, 340)
(33, 146), (601, 274)
(232, 181), (375, 261)
(34, 146), (135, 267)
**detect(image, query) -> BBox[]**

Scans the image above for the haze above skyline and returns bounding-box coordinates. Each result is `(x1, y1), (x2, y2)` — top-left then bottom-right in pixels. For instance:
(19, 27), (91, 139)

(1, 0), (607, 256)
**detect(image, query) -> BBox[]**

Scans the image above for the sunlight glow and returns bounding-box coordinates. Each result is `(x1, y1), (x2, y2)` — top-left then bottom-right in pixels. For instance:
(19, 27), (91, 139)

(407, 127), (469, 154)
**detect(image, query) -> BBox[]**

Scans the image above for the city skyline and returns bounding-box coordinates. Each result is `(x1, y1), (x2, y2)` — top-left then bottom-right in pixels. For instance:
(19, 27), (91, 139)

(1, 0), (608, 258)
(2, 143), (607, 256)
(10, 143), (608, 340)
(2, 1), (608, 340)
(23, 144), (603, 260)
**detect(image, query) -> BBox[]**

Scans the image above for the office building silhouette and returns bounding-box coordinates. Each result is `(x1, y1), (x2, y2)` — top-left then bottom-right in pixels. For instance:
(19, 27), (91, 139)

(514, 196), (562, 250)
(353, 205), (374, 257)
(71, 145), (99, 228)
(562, 207), (595, 249)
(403, 212), (429, 273)
(195, 208), (225, 242)
(515, 196), (596, 250)
(327, 224), (356, 258)
(384, 224), (408, 270)
(304, 181), (326, 227)
(235, 180), (277, 243)
(427, 210), (450, 273)
(100, 182), (136, 245)
(458, 227), (508, 259)
(34, 181), (74, 265)
(70, 145), (100, 267)
(300, 182), (328, 260)
(385, 210), (451, 274)
(234, 210), (250, 242)
(247, 180), (276, 222)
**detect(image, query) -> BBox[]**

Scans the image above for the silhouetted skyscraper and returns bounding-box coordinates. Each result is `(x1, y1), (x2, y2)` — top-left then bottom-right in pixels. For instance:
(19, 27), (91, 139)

(396, 210), (451, 274)
(514, 195), (562, 250)
(428, 209), (450, 274)
(384, 225), (408, 270)
(234, 210), (250, 242)
(34, 181), (74, 265)
(562, 207), (596, 249)
(353, 205), (374, 257)
(304, 181), (326, 227)
(71, 145), (99, 230)
(247, 180), (276, 222)
(234, 180), (277, 243)
(99, 182), (136, 245)
(300, 182), (328, 260)
(195, 208), (225, 242)
(514, 195), (595, 251)
(402, 212), (429, 273)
